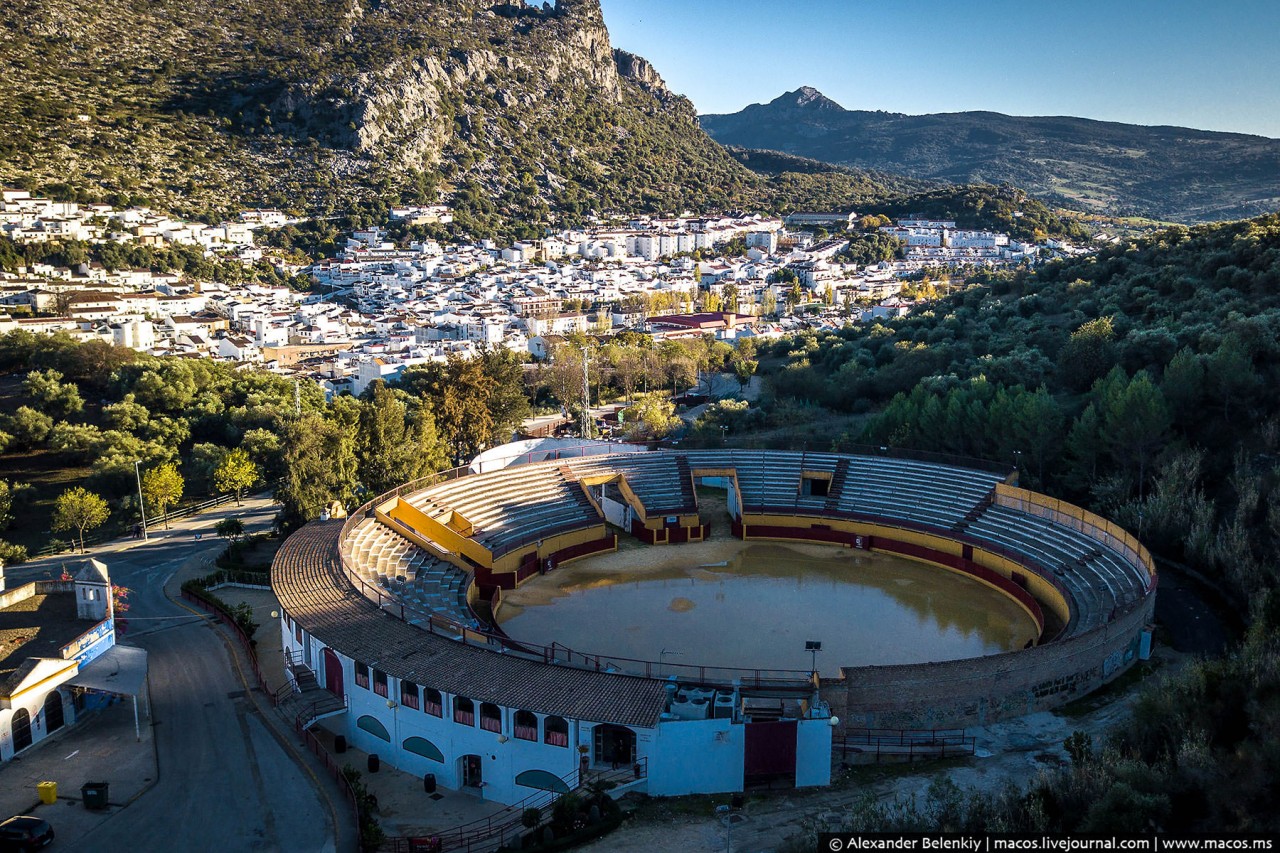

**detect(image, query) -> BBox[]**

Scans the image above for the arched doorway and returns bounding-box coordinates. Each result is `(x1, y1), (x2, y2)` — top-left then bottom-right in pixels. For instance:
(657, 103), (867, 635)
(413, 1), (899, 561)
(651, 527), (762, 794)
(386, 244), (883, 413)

(43, 692), (65, 734)
(593, 724), (635, 768)
(11, 708), (32, 753)
(460, 754), (483, 788)
(322, 648), (344, 698)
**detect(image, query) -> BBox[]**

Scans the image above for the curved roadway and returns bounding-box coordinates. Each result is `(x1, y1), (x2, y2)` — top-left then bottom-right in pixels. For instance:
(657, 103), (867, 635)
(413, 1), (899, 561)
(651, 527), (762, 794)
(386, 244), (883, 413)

(8, 499), (341, 852)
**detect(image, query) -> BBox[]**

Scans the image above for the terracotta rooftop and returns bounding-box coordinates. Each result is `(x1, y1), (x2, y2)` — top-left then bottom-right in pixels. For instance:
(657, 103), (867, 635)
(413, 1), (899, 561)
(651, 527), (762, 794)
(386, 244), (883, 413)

(272, 521), (669, 728)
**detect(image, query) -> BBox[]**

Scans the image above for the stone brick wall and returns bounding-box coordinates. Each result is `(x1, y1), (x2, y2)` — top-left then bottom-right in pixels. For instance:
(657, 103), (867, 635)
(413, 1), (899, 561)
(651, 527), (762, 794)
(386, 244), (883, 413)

(824, 594), (1155, 730)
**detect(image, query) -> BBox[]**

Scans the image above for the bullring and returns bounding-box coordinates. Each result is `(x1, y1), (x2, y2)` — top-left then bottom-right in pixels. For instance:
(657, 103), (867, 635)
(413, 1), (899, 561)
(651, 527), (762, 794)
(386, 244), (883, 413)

(271, 447), (1156, 804)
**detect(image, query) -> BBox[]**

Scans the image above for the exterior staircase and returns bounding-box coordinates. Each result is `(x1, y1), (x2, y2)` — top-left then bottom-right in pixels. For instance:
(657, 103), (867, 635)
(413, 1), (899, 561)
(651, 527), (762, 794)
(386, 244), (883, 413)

(276, 651), (348, 729)
(824, 458), (850, 512)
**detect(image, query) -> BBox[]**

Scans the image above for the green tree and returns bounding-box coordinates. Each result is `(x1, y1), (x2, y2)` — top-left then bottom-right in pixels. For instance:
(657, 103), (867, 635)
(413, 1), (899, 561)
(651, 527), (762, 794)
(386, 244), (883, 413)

(1161, 347), (1204, 431)
(214, 448), (259, 505)
(357, 381), (446, 494)
(1058, 316), (1116, 393)
(48, 422), (103, 459)
(722, 282), (739, 313)
(22, 369), (83, 418)
(625, 393), (680, 440)
(215, 517), (245, 541)
(52, 486), (110, 552)
(7, 406), (53, 449)
(0, 479), (33, 529)
(240, 428), (285, 481)
(142, 462), (184, 529)
(1101, 371), (1172, 499)
(277, 413), (358, 529)
(1204, 335), (1257, 422)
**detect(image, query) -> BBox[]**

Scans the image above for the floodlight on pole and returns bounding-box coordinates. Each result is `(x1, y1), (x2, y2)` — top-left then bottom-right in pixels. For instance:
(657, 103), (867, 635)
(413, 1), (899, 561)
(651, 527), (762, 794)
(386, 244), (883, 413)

(805, 640), (822, 676)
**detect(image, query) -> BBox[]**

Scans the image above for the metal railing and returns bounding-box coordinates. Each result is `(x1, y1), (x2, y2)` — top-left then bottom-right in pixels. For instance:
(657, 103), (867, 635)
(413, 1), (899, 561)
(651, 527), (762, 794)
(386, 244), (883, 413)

(380, 757), (647, 853)
(334, 444), (1144, 686)
(34, 488), (269, 557)
(835, 728), (976, 762)
(296, 717), (363, 853)
(181, 588), (274, 704)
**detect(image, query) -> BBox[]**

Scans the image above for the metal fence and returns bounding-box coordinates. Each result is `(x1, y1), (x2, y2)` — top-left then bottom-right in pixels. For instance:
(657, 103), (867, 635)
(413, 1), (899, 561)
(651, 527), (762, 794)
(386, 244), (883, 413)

(34, 491), (249, 557)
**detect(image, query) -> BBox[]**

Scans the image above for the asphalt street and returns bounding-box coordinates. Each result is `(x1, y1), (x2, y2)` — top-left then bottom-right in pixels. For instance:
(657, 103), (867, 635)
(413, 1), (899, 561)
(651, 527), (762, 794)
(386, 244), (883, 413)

(10, 500), (338, 852)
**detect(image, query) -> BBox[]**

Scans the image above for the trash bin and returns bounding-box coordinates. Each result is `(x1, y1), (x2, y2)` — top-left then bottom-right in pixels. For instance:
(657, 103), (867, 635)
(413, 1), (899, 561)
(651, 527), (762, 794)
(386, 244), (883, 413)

(334, 734), (347, 754)
(81, 781), (109, 810)
(367, 753), (380, 773)
(423, 773), (436, 794)
(37, 781), (57, 805)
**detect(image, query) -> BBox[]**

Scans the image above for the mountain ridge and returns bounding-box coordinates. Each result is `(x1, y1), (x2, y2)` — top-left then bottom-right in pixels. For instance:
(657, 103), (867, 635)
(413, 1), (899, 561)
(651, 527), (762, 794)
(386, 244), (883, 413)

(0, 3), (912, 236)
(701, 87), (1280, 222)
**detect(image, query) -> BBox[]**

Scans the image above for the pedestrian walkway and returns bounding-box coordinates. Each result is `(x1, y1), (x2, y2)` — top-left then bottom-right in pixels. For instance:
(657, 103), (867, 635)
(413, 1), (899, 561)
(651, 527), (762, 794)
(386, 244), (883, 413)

(9, 492), (279, 583)
(310, 719), (509, 841)
(0, 698), (156, 848)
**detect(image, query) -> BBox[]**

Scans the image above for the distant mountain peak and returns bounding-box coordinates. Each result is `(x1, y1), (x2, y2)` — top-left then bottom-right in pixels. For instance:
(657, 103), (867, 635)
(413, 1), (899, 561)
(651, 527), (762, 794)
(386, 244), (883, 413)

(774, 86), (845, 111)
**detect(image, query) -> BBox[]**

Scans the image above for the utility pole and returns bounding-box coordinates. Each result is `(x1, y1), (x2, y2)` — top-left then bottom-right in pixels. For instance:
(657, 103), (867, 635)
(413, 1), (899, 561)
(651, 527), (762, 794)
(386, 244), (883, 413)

(580, 346), (591, 439)
(294, 378), (301, 417)
(134, 460), (148, 541)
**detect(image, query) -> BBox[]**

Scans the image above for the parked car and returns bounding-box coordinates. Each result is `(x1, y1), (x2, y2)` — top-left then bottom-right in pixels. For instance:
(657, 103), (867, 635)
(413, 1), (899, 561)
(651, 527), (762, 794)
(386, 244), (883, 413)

(0, 816), (54, 851)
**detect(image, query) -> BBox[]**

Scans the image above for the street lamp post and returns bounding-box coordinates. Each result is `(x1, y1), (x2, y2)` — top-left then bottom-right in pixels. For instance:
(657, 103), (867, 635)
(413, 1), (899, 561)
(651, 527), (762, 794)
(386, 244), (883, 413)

(133, 460), (148, 541)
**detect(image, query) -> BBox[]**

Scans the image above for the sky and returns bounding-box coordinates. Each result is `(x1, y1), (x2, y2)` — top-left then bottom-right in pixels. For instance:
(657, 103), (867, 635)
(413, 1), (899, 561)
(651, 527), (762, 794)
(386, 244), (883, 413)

(598, 0), (1280, 138)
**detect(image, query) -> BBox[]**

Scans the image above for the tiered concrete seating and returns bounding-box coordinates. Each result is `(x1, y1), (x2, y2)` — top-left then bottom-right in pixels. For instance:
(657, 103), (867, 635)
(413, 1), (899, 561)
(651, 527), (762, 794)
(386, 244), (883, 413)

(343, 517), (425, 586)
(344, 449), (1149, 643)
(964, 505), (1149, 631)
(833, 457), (1000, 529)
(683, 450), (998, 527)
(405, 462), (598, 556)
(572, 452), (697, 515)
(344, 518), (476, 626)
(399, 557), (474, 627)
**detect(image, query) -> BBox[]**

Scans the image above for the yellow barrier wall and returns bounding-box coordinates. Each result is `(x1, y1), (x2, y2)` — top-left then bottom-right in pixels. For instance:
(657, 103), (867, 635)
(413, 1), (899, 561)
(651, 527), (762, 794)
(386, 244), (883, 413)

(490, 524), (613, 574)
(379, 498), (493, 567)
(740, 512), (1070, 630)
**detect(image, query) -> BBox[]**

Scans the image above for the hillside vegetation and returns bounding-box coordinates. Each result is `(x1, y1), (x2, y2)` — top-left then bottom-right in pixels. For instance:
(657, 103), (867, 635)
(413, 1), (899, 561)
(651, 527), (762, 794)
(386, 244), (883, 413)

(0, 0), (912, 236)
(749, 214), (1280, 833)
(702, 88), (1280, 223)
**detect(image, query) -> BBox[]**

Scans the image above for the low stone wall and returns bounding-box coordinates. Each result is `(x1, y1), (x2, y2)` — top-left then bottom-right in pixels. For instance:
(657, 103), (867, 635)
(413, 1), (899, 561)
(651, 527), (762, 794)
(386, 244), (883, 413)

(824, 595), (1155, 729)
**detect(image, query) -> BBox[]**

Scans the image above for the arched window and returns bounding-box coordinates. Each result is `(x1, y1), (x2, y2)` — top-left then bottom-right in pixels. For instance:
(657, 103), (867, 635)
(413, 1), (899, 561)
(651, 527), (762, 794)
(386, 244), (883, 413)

(11, 708), (32, 753)
(544, 715), (569, 747)
(453, 696), (475, 726)
(513, 710), (538, 741)
(423, 688), (442, 717)
(479, 702), (502, 733)
(43, 692), (65, 734)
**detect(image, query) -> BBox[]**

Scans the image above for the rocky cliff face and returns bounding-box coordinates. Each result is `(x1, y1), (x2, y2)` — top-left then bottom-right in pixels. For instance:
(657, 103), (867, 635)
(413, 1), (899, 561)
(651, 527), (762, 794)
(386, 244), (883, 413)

(0, 0), (768, 224)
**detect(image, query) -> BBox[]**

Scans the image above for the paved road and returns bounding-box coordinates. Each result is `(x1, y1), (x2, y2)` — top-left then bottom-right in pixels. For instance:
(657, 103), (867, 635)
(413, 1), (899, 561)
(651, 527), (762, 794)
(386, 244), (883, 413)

(10, 500), (338, 852)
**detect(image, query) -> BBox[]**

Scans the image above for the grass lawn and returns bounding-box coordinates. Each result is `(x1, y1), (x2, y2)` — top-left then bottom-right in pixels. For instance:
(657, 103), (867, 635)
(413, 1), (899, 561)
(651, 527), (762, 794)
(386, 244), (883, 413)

(0, 449), (107, 551)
